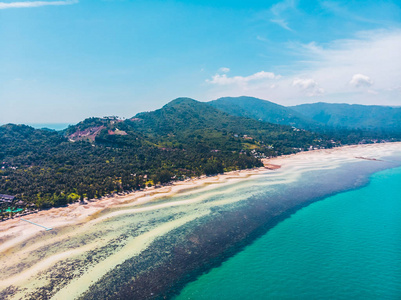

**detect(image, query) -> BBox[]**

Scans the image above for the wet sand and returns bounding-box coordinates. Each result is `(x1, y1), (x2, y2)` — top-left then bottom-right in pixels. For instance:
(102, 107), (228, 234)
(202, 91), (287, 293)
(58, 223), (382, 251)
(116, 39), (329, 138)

(1, 142), (400, 299)
(0, 167), (268, 255)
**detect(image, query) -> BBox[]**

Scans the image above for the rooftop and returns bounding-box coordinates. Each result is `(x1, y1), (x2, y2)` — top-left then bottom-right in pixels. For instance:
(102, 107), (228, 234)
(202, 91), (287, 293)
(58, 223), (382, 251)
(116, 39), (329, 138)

(0, 194), (15, 202)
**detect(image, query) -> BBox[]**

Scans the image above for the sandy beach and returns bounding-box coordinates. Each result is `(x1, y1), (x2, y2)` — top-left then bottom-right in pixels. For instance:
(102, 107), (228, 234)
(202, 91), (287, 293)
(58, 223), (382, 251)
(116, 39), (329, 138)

(0, 165), (267, 255)
(1, 142), (400, 299)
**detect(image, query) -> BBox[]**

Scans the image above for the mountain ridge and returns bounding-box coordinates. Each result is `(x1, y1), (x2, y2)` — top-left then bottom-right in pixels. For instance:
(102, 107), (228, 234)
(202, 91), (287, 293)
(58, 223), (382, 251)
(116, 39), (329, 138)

(291, 102), (401, 131)
(209, 96), (320, 130)
(208, 96), (401, 132)
(1, 97), (332, 211)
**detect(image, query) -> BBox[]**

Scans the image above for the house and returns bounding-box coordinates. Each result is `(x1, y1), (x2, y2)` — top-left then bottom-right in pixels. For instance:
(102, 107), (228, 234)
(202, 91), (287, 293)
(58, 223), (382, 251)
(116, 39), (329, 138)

(0, 194), (15, 203)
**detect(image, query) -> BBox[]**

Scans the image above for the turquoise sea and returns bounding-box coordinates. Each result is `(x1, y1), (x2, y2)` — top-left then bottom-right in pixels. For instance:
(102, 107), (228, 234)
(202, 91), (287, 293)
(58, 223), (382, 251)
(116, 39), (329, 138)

(176, 166), (401, 300)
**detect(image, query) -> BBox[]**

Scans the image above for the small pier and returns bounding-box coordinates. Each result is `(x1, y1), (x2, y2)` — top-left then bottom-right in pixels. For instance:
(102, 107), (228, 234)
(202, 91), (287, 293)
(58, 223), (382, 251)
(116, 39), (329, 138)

(20, 218), (53, 231)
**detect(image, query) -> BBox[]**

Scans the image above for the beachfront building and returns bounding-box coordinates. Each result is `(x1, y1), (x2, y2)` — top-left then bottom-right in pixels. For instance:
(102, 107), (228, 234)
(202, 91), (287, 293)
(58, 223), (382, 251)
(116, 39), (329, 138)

(0, 194), (15, 203)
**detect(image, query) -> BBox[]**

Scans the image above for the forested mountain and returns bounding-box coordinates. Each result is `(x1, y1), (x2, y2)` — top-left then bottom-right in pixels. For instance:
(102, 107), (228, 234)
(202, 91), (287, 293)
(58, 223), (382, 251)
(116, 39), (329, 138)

(291, 102), (401, 131)
(1, 97), (399, 214)
(0, 98), (331, 212)
(125, 97), (323, 152)
(209, 96), (319, 130)
(208, 96), (401, 137)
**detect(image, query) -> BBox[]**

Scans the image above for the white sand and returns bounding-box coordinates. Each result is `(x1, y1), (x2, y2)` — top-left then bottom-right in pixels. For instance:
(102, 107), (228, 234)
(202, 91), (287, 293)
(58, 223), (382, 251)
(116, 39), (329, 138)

(52, 211), (210, 300)
(1, 142), (400, 298)
(0, 167), (265, 255)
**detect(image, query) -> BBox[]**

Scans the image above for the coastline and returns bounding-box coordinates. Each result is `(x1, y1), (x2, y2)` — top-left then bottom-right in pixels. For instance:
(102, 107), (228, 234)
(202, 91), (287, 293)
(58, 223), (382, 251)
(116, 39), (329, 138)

(1, 142), (401, 299)
(0, 142), (357, 252)
(176, 165), (401, 300)
(0, 164), (268, 254)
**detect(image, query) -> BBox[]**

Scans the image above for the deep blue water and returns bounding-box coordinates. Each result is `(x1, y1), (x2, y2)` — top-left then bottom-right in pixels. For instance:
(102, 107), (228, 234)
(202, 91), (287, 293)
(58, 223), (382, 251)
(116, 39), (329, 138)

(176, 166), (401, 299)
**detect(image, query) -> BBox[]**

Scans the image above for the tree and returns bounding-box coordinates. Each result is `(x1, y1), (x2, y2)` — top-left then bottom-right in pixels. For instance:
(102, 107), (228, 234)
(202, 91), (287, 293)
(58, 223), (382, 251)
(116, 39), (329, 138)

(153, 170), (173, 184)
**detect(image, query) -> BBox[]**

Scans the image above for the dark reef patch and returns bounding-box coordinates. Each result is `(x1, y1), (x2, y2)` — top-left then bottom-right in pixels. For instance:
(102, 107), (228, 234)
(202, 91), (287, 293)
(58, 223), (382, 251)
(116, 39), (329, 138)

(78, 159), (399, 300)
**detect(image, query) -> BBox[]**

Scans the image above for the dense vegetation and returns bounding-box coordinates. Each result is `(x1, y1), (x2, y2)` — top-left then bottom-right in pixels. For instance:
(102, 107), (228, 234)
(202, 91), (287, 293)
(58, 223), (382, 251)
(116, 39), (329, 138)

(209, 96), (320, 130)
(210, 96), (401, 135)
(291, 102), (401, 131)
(0, 97), (397, 212)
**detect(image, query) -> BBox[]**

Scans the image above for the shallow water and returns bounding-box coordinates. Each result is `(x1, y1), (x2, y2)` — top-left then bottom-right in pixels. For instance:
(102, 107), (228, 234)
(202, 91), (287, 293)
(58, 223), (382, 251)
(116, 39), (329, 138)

(176, 166), (401, 300)
(1, 145), (401, 299)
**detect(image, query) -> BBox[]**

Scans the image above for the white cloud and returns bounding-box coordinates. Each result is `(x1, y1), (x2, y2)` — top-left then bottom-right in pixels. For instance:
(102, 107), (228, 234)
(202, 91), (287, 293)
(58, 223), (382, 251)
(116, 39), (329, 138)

(271, 0), (297, 16)
(270, 19), (293, 31)
(207, 71), (280, 86)
(292, 78), (316, 89)
(205, 29), (401, 106)
(286, 29), (401, 104)
(270, 0), (297, 31)
(0, 0), (78, 9)
(349, 74), (373, 87)
(293, 78), (324, 96)
(319, 1), (388, 26)
(218, 67), (230, 73)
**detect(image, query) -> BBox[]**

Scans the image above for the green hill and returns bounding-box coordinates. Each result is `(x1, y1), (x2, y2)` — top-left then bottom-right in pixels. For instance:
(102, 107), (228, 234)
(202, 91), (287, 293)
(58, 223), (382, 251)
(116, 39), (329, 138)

(291, 103), (401, 131)
(3, 96), (397, 213)
(0, 98), (329, 212)
(124, 97), (320, 152)
(208, 96), (319, 130)
(208, 96), (401, 133)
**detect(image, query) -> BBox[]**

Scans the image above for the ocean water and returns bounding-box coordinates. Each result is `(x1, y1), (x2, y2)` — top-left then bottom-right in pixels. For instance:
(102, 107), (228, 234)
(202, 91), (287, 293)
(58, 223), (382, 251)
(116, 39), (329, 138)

(176, 166), (401, 300)
(27, 123), (71, 131)
(2, 146), (401, 299)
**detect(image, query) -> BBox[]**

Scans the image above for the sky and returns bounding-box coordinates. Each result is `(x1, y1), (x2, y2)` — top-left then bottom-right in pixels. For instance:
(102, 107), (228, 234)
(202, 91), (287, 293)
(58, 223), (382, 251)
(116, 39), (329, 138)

(1, 0), (401, 124)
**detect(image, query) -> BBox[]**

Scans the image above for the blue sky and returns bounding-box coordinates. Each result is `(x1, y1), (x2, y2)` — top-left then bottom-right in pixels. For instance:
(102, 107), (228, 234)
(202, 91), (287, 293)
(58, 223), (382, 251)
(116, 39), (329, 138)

(1, 0), (401, 123)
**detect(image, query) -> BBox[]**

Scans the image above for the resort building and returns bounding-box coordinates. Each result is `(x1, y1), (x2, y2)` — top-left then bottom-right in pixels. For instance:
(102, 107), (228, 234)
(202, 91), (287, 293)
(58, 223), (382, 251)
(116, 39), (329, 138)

(0, 194), (15, 203)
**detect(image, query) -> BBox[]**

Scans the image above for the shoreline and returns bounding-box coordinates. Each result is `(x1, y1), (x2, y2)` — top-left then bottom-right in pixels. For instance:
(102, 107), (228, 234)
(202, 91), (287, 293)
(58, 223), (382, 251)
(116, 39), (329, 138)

(78, 143), (401, 300)
(1, 142), (400, 255)
(0, 164), (269, 254)
(1, 142), (401, 299)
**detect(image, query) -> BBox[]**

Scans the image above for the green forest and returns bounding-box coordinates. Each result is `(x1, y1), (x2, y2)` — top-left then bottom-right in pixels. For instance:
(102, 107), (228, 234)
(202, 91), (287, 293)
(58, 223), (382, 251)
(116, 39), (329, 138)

(0, 98), (397, 213)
